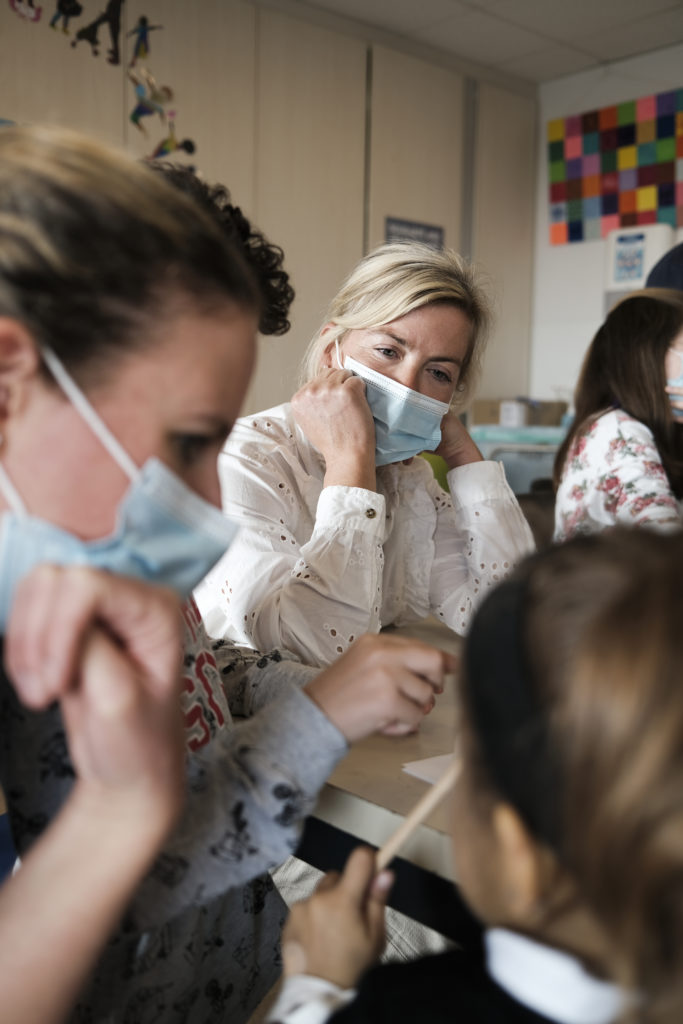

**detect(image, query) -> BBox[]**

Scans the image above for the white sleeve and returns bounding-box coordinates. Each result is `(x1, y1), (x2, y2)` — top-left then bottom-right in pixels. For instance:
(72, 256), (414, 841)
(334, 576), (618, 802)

(429, 461), (536, 634)
(268, 976), (357, 1024)
(199, 442), (387, 668)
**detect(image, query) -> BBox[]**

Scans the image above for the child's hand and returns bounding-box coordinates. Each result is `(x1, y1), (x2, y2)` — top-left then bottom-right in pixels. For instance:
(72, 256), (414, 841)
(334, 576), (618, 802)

(304, 633), (456, 742)
(282, 846), (393, 990)
(434, 410), (483, 469)
(5, 565), (186, 838)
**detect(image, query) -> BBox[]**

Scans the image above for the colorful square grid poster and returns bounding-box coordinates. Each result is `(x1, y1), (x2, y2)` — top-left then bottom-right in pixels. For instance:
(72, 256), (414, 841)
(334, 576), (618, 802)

(547, 89), (683, 245)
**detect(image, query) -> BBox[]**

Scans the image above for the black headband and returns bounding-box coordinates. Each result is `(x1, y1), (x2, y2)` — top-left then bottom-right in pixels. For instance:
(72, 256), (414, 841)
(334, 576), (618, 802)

(463, 577), (562, 850)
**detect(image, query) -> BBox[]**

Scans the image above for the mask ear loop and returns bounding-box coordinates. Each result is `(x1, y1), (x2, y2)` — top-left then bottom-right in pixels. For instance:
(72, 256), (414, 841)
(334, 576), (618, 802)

(40, 347), (139, 482)
(0, 460), (26, 516)
(334, 338), (344, 370)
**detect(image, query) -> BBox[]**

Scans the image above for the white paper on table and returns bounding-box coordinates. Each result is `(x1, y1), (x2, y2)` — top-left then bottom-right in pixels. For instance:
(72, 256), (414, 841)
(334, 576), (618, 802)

(402, 753), (455, 783)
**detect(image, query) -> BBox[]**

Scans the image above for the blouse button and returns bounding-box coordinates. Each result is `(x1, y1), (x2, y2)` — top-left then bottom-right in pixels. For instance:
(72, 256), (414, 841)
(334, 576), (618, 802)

(365, 507), (377, 519)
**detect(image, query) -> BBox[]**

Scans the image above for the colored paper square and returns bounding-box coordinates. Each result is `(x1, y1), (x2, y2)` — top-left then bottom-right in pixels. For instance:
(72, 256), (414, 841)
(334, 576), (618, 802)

(601, 150), (617, 172)
(550, 181), (567, 202)
(678, 89), (683, 111)
(550, 222), (568, 245)
(657, 91), (676, 116)
(656, 138), (676, 162)
(583, 197), (600, 219)
(600, 128), (618, 151)
(568, 220), (584, 242)
(677, 112), (683, 136)
(677, 158), (683, 182)
(567, 178), (583, 200)
(636, 185), (657, 212)
(566, 157), (582, 180)
(568, 198), (583, 220)
(621, 212), (638, 226)
(617, 124), (636, 147)
(657, 206), (677, 227)
(655, 161), (675, 184)
(550, 160), (566, 184)
(637, 95), (656, 120)
(582, 153), (600, 176)
(619, 168), (637, 190)
(658, 182), (675, 206)
(548, 140), (564, 162)
(601, 214), (620, 236)
(619, 190), (636, 214)
(638, 164), (657, 187)
(636, 210), (657, 225)
(617, 146), (637, 170)
(582, 111), (599, 133)
(599, 106), (618, 130)
(657, 114), (675, 138)
(637, 141), (656, 165)
(584, 217), (601, 241)
(564, 135), (582, 159)
(602, 171), (619, 193)
(565, 115), (581, 137)
(677, 181), (683, 206)
(677, 136), (683, 158)
(547, 118), (565, 142)
(601, 193), (618, 215)
(636, 120), (656, 144)
(617, 101), (636, 125)
(678, 206), (683, 228)
(582, 174), (600, 197)
(583, 132), (599, 155)
(550, 202), (567, 224)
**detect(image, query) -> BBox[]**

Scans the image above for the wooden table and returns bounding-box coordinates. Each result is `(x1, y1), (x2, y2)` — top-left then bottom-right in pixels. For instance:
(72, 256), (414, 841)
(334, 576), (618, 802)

(296, 620), (481, 944)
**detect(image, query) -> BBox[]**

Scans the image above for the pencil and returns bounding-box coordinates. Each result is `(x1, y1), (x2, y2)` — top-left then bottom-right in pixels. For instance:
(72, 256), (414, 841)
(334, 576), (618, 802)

(375, 757), (461, 872)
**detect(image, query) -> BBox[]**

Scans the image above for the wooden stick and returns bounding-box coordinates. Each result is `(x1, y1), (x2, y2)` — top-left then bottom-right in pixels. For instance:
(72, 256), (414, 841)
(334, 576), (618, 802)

(375, 757), (461, 872)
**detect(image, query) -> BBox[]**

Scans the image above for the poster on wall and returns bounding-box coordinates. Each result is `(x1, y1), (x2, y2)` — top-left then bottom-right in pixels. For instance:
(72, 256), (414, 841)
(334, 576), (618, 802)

(547, 88), (683, 245)
(385, 216), (444, 249)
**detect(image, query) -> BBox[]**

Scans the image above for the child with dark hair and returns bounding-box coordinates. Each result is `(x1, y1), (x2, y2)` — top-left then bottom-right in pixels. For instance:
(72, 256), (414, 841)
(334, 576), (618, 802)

(553, 289), (683, 540)
(269, 527), (683, 1024)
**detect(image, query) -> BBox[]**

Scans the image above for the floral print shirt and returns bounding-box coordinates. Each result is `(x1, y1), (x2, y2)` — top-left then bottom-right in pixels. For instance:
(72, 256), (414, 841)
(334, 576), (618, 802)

(554, 409), (682, 541)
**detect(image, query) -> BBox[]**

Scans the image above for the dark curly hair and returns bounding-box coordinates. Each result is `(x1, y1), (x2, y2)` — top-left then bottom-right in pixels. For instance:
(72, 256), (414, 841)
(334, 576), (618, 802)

(149, 163), (294, 336)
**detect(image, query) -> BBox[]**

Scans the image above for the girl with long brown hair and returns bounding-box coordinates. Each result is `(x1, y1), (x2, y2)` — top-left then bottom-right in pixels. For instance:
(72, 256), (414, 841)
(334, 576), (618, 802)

(553, 290), (683, 540)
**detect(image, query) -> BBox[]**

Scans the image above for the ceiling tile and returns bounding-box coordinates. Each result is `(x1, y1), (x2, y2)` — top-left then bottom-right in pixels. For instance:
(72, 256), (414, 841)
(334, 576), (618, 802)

(498, 44), (599, 82)
(296, 0), (469, 35)
(463, 0), (680, 44)
(572, 7), (683, 62)
(416, 7), (550, 63)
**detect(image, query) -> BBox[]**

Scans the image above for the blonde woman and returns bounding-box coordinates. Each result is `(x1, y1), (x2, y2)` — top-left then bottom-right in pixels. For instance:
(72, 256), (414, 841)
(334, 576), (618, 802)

(198, 243), (534, 666)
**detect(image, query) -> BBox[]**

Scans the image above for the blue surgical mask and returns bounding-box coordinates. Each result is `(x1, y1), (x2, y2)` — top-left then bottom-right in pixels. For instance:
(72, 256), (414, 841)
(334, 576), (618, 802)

(336, 340), (450, 466)
(667, 347), (683, 422)
(0, 346), (238, 630)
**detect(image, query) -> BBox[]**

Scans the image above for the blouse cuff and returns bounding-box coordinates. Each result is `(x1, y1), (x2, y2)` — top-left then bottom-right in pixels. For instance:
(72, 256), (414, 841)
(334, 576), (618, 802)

(267, 975), (357, 1024)
(316, 485), (386, 532)
(447, 459), (512, 510)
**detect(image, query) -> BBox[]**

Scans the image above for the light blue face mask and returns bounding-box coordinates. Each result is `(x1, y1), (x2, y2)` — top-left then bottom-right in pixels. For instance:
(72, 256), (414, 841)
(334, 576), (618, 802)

(667, 347), (683, 422)
(336, 341), (451, 466)
(0, 346), (238, 630)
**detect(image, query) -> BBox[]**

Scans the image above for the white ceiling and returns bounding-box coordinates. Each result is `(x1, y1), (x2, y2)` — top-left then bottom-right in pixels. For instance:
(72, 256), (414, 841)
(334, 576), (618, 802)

(293, 0), (683, 83)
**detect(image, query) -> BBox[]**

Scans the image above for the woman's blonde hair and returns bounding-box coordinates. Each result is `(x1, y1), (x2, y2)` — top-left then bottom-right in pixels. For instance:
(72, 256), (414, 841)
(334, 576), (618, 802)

(0, 123), (259, 384)
(299, 242), (491, 407)
(464, 529), (683, 1023)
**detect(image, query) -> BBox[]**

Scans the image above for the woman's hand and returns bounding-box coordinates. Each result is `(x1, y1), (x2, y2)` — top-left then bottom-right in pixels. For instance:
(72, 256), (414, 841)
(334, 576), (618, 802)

(282, 846), (393, 989)
(304, 632), (456, 742)
(291, 369), (377, 491)
(5, 565), (186, 839)
(434, 410), (483, 469)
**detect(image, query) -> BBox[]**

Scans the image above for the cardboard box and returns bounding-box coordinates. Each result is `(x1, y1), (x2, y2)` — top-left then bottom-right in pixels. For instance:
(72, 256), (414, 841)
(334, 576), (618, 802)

(470, 398), (568, 427)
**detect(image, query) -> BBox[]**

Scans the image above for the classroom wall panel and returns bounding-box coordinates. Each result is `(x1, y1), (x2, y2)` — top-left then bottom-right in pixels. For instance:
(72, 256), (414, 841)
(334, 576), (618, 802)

(471, 83), (537, 399)
(367, 46), (464, 253)
(245, 8), (366, 414)
(0, 2), (125, 144)
(122, 0), (256, 211)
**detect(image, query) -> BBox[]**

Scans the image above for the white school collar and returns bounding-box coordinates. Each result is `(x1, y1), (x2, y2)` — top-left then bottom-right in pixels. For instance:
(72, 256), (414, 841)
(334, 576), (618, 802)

(485, 928), (629, 1024)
